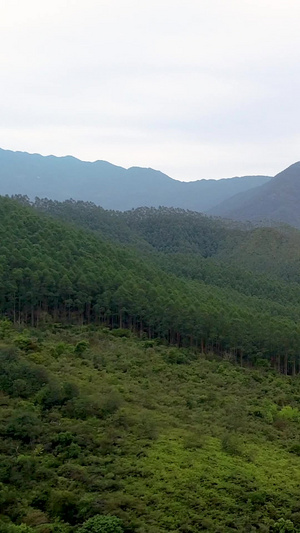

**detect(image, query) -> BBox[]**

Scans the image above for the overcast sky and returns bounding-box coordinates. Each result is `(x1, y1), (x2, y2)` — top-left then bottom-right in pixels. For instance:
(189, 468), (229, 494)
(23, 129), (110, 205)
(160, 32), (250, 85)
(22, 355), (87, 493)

(1, 1), (300, 180)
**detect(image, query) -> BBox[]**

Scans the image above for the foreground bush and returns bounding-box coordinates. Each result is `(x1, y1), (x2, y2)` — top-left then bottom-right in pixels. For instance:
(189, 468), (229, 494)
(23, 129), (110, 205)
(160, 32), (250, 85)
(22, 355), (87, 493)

(78, 515), (123, 533)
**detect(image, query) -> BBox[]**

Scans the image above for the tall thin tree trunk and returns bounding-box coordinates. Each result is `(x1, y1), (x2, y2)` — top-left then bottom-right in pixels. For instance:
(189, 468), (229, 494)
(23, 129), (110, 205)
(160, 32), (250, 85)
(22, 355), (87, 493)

(277, 354), (281, 373)
(284, 353), (288, 375)
(292, 355), (296, 376)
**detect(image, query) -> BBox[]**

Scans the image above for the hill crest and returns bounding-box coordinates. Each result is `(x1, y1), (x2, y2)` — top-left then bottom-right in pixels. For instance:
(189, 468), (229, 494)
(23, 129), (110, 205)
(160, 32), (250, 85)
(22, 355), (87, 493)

(0, 148), (271, 212)
(211, 161), (300, 227)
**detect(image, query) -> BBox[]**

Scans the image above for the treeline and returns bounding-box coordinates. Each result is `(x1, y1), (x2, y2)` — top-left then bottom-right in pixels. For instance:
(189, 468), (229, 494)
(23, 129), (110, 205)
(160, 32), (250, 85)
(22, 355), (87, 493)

(20, 196), (243, 255)
(1, 196), (300, 373)
(24, 196), (300, 283)
(26, 196), (300, 315)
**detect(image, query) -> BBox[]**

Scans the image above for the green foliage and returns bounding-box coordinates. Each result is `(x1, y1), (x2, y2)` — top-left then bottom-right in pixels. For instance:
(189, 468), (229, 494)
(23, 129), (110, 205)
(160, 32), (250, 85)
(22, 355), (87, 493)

(111, 329), (131, 338)
(74, 340), (89, 355)
(6, 410), (41, 443)
(272, 518), (295, 532)
(52, 342), (74, 358)
(78, 515), (123, 533)
(1, 326), (300, 531)
(0, 524), (35, 533)
(221, 433), (242, 456)
(0, 345), (48, 398)
(3, 198), (300, 531)
(1, 196), (300, 372)
(48, 490), (79, 524)
(289, 443), (300, 456)
(36, 380), (79, 410)
(14, 335), (39, 353)
(0, 319), (13, 340)
(278, 406), (300, 422)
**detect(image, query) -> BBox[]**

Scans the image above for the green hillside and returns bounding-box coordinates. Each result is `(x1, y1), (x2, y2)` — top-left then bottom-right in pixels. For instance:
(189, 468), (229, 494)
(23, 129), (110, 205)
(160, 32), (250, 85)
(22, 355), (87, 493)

(26, 197), (300, 323)
(2, 323), (300, 532)
(1, 196), (300, 371)
(2, 196), (300, 372)
(2, 196), (300, 531)
(218, 225), (300, 282)
(210, 161), (300, 229)
(29, 199), (300, 283)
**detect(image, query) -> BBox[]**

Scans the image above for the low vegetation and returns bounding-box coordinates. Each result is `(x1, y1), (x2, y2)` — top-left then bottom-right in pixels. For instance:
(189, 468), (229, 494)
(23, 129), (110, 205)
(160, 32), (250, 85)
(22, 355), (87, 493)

(2, 322), (300, 531)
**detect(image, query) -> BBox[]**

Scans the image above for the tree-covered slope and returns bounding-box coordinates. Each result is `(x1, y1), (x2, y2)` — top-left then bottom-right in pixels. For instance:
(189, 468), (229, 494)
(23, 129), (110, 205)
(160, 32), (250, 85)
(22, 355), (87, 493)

(120, 207), (300, 283)
(2, 193), (300, 532)
(211, 162), (300, 228)
(1, 196), (300, 373)
(0, 148), (271, 212)
(30, 198), (300, 283)
(29, 199), (239, 254)
(2, 323), (300, 532)
(217, 225), (300, 282)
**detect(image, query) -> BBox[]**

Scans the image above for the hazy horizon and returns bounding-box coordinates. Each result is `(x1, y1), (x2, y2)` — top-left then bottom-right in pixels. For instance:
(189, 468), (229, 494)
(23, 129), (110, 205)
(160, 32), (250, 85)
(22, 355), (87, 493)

(2, 1), (300, 181)
(1, 146), (280, 182)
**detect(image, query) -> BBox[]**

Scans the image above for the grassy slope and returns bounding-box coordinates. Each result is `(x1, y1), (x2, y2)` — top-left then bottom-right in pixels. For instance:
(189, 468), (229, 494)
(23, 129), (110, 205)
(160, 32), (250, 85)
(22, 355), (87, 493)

(2, 324), (300, 532)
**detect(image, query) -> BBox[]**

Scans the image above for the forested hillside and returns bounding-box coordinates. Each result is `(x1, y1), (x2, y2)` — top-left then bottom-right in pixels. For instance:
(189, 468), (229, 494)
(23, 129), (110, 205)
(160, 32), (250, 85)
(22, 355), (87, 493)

(211, 162), (300, 228)
(2, 195), (300, 531)
(29, 197), (300, 283)
(1, 196), (300, 373)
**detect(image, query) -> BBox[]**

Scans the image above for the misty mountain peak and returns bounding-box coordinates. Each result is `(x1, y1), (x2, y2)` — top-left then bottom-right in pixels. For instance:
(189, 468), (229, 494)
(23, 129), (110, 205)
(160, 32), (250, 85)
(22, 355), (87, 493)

(0, 148), (271, 213)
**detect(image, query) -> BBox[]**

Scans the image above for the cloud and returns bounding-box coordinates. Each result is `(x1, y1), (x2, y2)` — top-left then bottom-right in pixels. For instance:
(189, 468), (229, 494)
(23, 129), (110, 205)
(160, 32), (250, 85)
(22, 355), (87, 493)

(1, 0), (300, 179)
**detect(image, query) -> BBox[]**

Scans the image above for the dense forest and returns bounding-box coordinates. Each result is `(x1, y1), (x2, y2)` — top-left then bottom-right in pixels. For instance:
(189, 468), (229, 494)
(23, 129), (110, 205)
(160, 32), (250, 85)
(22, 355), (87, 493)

(2, 195), (300, 531)
(2, 196), (300, 373)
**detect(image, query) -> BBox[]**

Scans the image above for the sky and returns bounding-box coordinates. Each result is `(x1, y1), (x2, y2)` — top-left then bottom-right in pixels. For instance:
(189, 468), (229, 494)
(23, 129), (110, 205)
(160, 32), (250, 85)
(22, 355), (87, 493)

(1, 0), (300, 181)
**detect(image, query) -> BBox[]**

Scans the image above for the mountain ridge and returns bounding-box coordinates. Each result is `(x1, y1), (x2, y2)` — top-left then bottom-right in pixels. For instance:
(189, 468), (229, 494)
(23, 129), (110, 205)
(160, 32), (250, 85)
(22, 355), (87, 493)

(211, 161), (300, 228)
(0, 147), (271, 212)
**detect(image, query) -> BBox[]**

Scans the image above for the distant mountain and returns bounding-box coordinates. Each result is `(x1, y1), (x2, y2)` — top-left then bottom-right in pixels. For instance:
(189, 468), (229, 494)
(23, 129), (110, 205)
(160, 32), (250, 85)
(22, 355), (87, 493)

(0, 148), (271, 212)
(210, 162), (300, 228)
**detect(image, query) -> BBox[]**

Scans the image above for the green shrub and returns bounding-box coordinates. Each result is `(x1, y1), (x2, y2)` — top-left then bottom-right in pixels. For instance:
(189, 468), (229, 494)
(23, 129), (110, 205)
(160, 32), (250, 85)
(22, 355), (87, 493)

(165, 348), (189, 365)
(221, 433), (242, 456)
(100, 392), (122, 417)
(111, 328), (131, 338)
(74, 340), (89, 356)
(14, 335), (39, 353)
(278, 406), (300, 422)
(52, 342), (74, 358)
(289, 443), (300, 456)
(183, 433), (206, 450)
(36, 380), (79, 410)
(6, 410), (41, 443)
(0, 319), (13, 340)
(48, 490), (79, 525)
(78, 514), (123, 533)
(272, 517), (295, 532)
(0, 347), (48, 398)
(0, 524), (35, 533)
